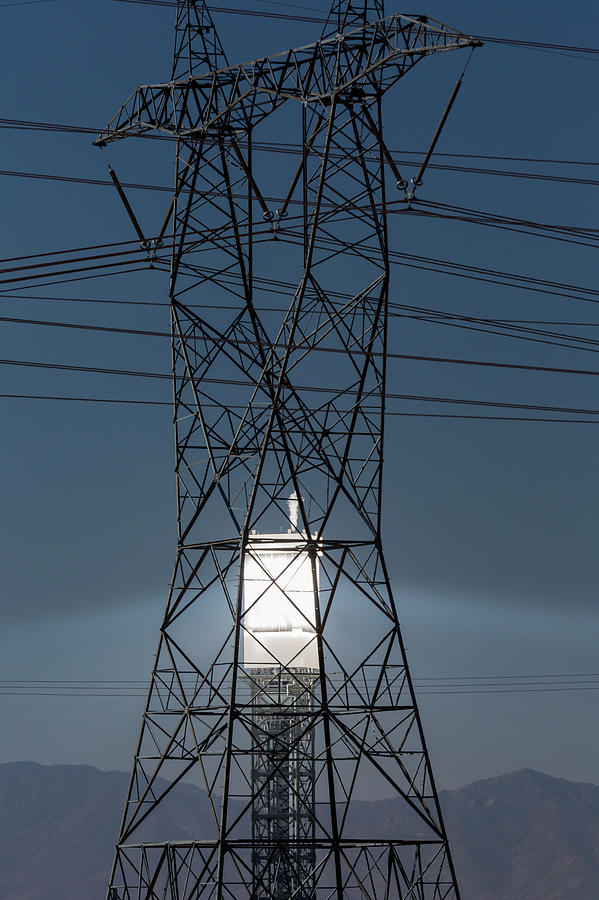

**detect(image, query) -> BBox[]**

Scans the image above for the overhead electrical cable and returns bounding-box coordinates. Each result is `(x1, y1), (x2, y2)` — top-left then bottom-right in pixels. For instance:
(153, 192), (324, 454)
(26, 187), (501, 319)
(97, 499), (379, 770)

(0, 266), (157, 293)
(114, 0), (328, 24)
(3, 117), (599, 171)
(4, 679), (599, 688)
(0, 0), (55, 7)
(111, 0), (599, 60)
(3, 192), (599, 263)
(3, 672), (598, 682)
(4, 290), (599, 328)
(414, 199), (599, 238)
(5, 158), (599, 193)
(0, 292), (171, 307)
(1, 394), (599, 425)
(4, 226), (599, 310)
(272, 229), (599, 305)
(400, 310), (599, 356)
(109, 0), (599, 59)
(3, 161), (599, 255)
(0, 234), (152, 266)
(5, 294), (599, 359)
(2, 676), (596, 688)
(0, 244), (149, 271)
(2, 674), (599, 696)
(0, 116), (147, 139)
(5, 689), (599, 696)
(4, 161), (599, 251)
(4, 315), (599, 375)
(7, 253), (595, 321)
(2, 358), (599, 417)
(4, 283), (599, 358)
(402, 207), (599, 253)
(0, 260), (158, 287)
(9, 192), (598, 262)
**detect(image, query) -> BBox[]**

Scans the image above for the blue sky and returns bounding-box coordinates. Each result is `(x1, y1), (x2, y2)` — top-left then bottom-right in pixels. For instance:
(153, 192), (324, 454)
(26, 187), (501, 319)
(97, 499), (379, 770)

(1, 0), (598, 790)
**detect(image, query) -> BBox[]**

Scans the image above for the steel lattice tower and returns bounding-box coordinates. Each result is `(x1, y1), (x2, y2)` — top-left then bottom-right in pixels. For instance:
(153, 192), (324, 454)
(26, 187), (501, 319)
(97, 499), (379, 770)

(96, 3), (478, 898)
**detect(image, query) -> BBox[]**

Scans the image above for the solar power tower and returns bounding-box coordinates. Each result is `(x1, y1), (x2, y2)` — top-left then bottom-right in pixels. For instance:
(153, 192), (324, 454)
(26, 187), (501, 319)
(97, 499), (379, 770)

(96, 3), (477, 898)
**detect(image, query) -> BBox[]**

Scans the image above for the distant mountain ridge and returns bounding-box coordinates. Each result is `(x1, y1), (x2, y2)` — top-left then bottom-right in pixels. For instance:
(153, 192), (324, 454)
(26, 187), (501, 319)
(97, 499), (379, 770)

(442, 768), (599, 900)
(0, 762), (598, 899)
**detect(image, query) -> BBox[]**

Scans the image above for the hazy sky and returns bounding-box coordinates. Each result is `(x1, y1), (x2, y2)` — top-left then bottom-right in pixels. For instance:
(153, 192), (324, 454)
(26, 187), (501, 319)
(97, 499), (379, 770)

(1, 0), (598, 791)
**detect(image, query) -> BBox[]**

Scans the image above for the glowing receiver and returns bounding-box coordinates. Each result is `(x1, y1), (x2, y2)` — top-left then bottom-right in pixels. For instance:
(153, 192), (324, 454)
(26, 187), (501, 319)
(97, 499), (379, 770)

(243, 535), (319, 671)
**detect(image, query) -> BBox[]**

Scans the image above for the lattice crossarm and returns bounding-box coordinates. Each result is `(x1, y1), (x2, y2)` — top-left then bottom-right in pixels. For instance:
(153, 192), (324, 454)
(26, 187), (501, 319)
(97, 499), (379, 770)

(94, 80), (201, 146)
(95, 15), (478, 146)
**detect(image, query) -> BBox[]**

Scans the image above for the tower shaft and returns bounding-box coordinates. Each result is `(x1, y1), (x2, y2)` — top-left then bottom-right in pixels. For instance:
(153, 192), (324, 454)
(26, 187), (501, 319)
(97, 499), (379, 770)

(250, 671), (316, 900)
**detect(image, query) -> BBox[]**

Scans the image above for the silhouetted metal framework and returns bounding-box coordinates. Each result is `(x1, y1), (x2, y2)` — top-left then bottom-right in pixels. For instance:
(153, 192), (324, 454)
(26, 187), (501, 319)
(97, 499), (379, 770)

(96, 3), (478, 898)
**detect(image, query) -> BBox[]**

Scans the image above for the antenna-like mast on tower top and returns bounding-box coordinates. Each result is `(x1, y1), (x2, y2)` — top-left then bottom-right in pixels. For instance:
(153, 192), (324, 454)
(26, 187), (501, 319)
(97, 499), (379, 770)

(288, 492), (299, 532)
(321, 0), (385, 37)
(97, 2), (480, 898)
(171, 0), (228, 79)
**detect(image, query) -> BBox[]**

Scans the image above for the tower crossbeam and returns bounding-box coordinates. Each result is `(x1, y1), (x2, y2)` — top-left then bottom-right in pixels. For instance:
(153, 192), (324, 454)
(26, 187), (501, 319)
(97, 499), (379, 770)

(95, 15), (476, 146)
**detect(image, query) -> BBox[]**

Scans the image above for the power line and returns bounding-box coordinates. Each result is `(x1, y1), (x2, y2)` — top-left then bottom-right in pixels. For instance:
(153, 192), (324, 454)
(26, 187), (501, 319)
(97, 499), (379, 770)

(3, 254), (599, 361)
(406, 206), (599, 254)
(0, 0), (54, 7)
(110, 0), (599, 60)
(2, 394), (597, 424)
(0, 392), (171, 406)
(112, 0), (599, 59)
(112, 0), (329, 23)
(0, 266), (156, 293)
(309, 234), (599, 306)
(0, 234), (148, 266)
(0, 167), (172, 193)
(4, 291), (599, 328)
(6, 156), (599, 194)
(1, 684), (598, 696)
(4, 315), (599, 376)
(3, 225), (599, 309)
(3, 672), (598, 682)
(4, 268), (599, 358)
(4, 117), (599, 170)
(4, 243), (599, 356)
(4, 197), (597, 267)
(0, 245), (146, 271)
(2, 680), (597, 688)
(2, 302), (596, 359)
(2, 360), (599, 417)
(0, 291), (170, 307)
(0, 116), (140, 139)
(0, 260), (155, 287)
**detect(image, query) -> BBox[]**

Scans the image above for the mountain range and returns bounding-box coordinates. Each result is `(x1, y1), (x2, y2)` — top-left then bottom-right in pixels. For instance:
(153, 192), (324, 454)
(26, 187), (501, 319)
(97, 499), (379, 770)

(0, 762), (597, 899)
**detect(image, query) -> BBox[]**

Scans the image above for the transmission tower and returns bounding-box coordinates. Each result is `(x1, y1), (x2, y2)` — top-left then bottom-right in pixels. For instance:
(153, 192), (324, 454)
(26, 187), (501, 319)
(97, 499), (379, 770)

(97, 3), (478, 898)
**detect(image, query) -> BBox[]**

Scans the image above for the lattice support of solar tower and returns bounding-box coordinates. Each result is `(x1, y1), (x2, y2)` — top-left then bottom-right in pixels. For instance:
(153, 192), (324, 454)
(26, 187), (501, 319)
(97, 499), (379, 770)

(96, 3), (479, 898)
(249, 668), (317, 900)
